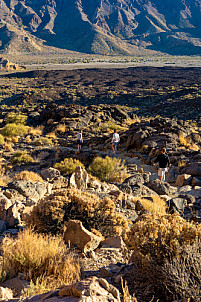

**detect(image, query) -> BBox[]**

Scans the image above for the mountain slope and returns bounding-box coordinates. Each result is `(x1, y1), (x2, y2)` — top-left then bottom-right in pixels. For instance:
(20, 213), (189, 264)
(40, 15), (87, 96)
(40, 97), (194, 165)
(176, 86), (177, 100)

(0, 0), (201, 55)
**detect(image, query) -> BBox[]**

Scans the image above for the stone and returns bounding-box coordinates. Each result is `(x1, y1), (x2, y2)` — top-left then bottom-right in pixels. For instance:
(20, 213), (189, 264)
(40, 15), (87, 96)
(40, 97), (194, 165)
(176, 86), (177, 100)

(101, 236), (125, 248)
(118, 183), (132, 194)
(123, 172), (149, 186)
(0, 205), (20, 227)
(146, 179), (177, 195)
(168, 198), (187, 214)
(51, 176), (69, 189)
(0, 287), (13, 300)
(0, 276), (30, 297)
(41, 167), (60, 181)
(64, 220), (102, 253)
(183, 163), (201, 177)
(0, 193), (12, 211)
(109, 190), (123, 200)
(99, 264), (125, 279)
(131, 184), (159, 197)
(8, 181), (47, 202)
(175, 174), (192, 186)
(69, 166), (88, 190)
(192, 177), (201, 187)
(0, 220), (7, 233)
(88, 179), (102, 192)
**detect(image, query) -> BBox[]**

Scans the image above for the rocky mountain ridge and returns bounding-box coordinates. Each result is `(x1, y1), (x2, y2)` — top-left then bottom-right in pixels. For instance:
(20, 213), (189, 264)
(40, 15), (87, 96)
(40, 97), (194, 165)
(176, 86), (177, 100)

(1, 0), (201, 55)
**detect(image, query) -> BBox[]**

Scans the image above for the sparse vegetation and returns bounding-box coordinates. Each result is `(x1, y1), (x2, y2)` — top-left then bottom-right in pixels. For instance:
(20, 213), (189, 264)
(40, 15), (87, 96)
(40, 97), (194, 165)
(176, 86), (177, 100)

(14, 171), (44, 182)
(36, 137), (53, 146)
(0, 229), (80, 294)
(54, 158), (84, 176)
(138, 196), (167, 215)
(0, 134), (4, 145)
(5, 112), (28, 125)
(11, 151), (34, 165)
(88, 156), (128, 182)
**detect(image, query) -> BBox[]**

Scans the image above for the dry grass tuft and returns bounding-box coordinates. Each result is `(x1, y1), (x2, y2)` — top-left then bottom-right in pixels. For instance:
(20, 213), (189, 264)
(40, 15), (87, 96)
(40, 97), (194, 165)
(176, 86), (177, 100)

(28, 126), (44, 136)
(0, 165), (11, 186)
(14, 171), (44, 182)
(55, 124), (66, 133)
(122, 279), (138, 302)
(138, 196), (167, 215)
(1, 229), (80, 294)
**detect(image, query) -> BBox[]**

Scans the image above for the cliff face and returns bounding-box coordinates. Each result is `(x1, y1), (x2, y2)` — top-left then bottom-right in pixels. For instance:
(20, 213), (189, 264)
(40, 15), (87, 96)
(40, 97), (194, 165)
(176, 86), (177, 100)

(1, 0), (201, 55)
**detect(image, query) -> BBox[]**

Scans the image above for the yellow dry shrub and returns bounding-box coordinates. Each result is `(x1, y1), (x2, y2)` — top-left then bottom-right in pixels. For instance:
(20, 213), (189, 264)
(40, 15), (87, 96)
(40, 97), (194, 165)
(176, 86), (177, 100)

(126, 214), (201, 262)
(1, 123), (29, 137)
(3, 142), (14, 152)
(138, 196), (167, 215)
(122, 279), (138, 302)
(26, 189), (130, 238)
(0, 134), (4, 145)
(29, 126), (44, 136)
(11, 151), (34, 165)
(14, 171), (44, 182)
(0, 165), (11, 186)
(1, 229), (80, 293)
(5, 112), (27, 125)
(56, 124), (66, 133)
(88, 156), (128, 183)
(54, 158), (85, 176)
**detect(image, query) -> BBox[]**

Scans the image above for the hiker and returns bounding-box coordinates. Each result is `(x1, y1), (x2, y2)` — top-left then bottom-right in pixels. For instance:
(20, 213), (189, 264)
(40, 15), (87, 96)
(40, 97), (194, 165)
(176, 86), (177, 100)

(77, 131), (83, 152)
(112, 129), (120, 152)
(153, 148), (170, 181)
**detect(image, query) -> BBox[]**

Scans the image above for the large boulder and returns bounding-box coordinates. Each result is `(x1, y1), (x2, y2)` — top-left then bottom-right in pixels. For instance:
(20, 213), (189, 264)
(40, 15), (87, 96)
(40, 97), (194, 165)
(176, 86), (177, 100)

(69, 166), (88, 190)
(8, 181), (47, 201)
(0, 287), (13, 300)
(64, 220), (102, 253)
(146, 179), (177, 195)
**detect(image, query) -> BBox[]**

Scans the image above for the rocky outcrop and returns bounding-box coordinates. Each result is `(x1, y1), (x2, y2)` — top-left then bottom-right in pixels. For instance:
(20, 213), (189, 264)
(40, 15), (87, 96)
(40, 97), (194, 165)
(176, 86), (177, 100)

(0, 57), (26, 71)
(13, 277), (120, 302)
(69, 166), (88, 190)
(8, 181), (48, 202)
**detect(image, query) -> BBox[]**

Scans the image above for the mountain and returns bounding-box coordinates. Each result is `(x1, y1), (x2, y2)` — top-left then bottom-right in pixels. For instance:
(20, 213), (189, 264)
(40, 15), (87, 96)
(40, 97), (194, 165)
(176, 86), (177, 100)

(0, 0), (201, 55)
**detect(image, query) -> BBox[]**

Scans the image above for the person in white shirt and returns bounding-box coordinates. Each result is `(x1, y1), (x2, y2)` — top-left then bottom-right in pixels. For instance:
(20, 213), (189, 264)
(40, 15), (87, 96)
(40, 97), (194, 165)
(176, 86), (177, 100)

(77, 131), (83, 152)
(112, 129), (120, 152)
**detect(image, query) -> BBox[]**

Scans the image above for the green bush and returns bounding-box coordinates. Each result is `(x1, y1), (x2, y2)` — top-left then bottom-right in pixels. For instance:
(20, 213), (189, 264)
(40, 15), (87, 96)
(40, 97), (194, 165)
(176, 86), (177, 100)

(101, 121), (125, 132)
(1, 123), (29, 137)
(11, 151), (34, 165)
(0, 134), (4, 145)
(54, 158), (84, 176)
(88, 156), (128, 182)
(6, 112), (27, 125)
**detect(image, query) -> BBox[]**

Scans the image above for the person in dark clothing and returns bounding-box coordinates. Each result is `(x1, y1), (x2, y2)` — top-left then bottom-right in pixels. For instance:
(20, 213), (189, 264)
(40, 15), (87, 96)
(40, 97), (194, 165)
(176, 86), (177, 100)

(153, 148), (170, 181)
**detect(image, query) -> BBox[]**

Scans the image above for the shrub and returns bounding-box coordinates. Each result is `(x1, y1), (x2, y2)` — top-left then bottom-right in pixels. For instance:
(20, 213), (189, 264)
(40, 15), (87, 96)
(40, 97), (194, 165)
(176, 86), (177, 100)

(26, 189), (130, 238)
(28, 126), (44, 136)
(0, 134), (4, 145)
(14, 171), (43, 182)
(126, 214), (201, 263)
(88, 156), (128, 182)
(1, 123), (29, 137)
(11, 151), (34, 165)
(0, 165), (11, 186)
(101, 121), (125, 132)
(35, 137), (53, 146)
(0, 229), (80, 294)
(54, 158), (84, 176)
(5, 112), (27, 125)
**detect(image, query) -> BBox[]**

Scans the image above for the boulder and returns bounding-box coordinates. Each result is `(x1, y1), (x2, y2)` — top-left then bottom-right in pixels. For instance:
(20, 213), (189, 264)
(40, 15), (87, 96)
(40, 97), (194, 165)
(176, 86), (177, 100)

(123, 172), (149, 186)
(41, 167), (60, 181)
(64, 220), (102, 253)
(8, 181), (47, 201)
(0, 205), (20, 227)
(101, 236), (125, 249)
(191, 177), (201, 187)
(168, 198), (187, 214)
(51, 176), (69, 189)
(0, 194), (12, 211)
(146, 180), (177, 195)
(69, 166), (88, 190)
(175, 174), (192, 187)
(131, 184), (159, 197)
(183, 163), (201, 177)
